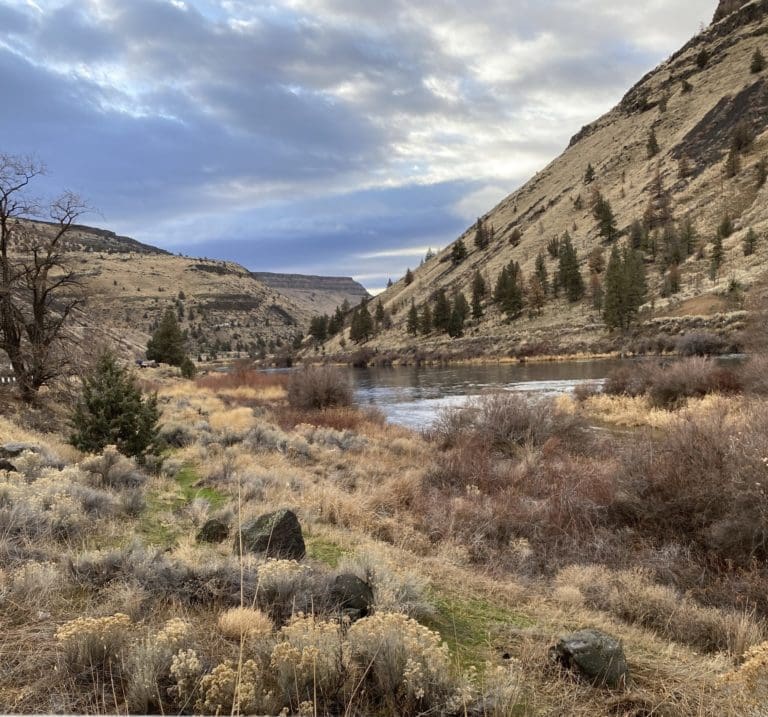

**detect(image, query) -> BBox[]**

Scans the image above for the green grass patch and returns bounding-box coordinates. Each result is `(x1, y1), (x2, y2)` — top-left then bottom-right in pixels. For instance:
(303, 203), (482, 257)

(305, 536), (347, 567)
(424, 592), (533, 669)
(139, 465), (227, 546)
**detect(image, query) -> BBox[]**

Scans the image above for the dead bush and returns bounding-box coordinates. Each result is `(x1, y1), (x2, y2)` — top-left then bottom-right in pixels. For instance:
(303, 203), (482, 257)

(195, 361), (288, 392)
(286, 366), (353, 410)
(676, 331), (727, 356)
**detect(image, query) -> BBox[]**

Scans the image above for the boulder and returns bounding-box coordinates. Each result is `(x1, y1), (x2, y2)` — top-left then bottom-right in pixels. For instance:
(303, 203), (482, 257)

(0, 459), (16, 472)
(550, 628), (629, 689)
(0, 442), (41, 458)
(196, 518), (229, 544)
(234, 509), (305, 560)
(330, 573), (374, 620)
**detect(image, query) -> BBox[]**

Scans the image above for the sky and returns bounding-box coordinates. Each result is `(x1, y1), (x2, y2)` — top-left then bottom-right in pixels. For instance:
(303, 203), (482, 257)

(0, 0), (716, 292)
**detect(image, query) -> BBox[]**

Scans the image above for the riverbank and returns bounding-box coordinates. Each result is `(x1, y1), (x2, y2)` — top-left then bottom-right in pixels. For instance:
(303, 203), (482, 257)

(1, 365), (766, 714)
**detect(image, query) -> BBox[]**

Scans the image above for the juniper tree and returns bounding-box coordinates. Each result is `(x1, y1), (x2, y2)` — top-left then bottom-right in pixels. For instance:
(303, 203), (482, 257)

(603, 244), (647, 331)
(647, 127), (660, 158)
(558, 233), (585, 302)
(406, 299), (419, 336)
(493, 261), (524, 319)
(147, 307), (187, 366)
(420, 303), (432, 335)
(70, 350), (160, 459)
(451, 239), (468, 266)
(743, 228), (758, 256)
(584, 163), (596, 184)
(593, 194), (618, 243)
(471, 270), (486, 318)
(404, 268), (414, 285)
(710, 233), (724, 280)
(534, 252), (549, 294)
(473, 219), (490, 250)
(546, 236), (560, 259)
(309, 314), (329, 344)
(751, 48), (766, 73)
(432, 288), (451, 332)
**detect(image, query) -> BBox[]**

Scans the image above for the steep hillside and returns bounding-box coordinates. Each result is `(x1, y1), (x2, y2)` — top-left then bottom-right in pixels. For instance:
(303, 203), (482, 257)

(14, 221), (364, 362)
(322, 0), (768, 360)
(251, 272), (370, 319)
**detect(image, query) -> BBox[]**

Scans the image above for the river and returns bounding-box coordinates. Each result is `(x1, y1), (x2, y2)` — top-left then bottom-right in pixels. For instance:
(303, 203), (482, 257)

(350, 359), (630, 429)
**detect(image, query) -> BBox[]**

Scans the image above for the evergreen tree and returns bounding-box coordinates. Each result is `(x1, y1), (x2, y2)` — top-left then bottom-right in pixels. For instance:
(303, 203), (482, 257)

(680, 217), (698, 257)
(146, 307), (186, 366)
(404, 268), (414, 285)
(629, 219), (645, 250)
(386, 277), (393, 288)
(451, 239), (468, 266)
(584, 163), (596, 184)
(647, 127), (660, 158)
(696, 47), (709, 69)
(473, 218), (490, 250)
(725, 147), (741, 178)
(180, 356), (197, 379)
(420, 303), (433, 335)
(593, 194), (618, 242)
(603, 244), (647, 331)
(751, 48), (766, 73)
(534, 252), (549, 293)
(743, 228), (758, 256)
(433, 289), (451, 332)
(453, 291), (469, 325)
(710, 233), (724, 280)
(406, 299), (419, 336)
(494, 261), (524, 319)
(309, 314), (329, 344)
(70, 351), (160, 459)
(447, 304), (464, 338)
(546, 236), (560, 259)
(588, 247), (606, 275)
(349, 301), (374, 343)
(471, 270), (486, 319)
(558, 233), (585, 302)
(590, 273), (604, 311)
(527, 275), (546, 316)
(374, 301), (385, 331)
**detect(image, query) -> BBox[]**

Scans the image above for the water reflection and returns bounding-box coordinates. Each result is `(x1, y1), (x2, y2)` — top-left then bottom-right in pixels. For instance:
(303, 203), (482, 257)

(351, 359), (629, 429)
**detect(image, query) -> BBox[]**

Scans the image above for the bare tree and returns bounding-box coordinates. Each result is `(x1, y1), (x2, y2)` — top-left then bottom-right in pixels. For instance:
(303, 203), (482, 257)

(0, 153), (87, 401)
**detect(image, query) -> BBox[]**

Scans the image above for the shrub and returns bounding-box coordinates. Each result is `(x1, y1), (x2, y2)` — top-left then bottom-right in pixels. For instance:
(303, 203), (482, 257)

(55, 613), (132, 680)
(286, 366), (352, 410)
(70, 351), (161, 459)
(751, 48), (766, 73)
(79, 445), (146, 489)
(217, 607), (273, 641)
(677, 331), (727, 356)
(646, 358), (740, 409)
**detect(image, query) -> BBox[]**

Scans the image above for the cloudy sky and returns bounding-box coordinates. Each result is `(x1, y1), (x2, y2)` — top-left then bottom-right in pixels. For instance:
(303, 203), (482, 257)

(0, 0), (715, 291)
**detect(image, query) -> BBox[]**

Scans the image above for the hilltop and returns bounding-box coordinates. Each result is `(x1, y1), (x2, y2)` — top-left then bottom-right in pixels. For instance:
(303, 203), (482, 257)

(317, 0), (768, 361)
(14, 220), (369, 362)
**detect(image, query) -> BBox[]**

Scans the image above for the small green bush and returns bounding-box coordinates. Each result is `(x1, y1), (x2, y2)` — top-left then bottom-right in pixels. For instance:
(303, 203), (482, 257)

(70, 351), (161, 459)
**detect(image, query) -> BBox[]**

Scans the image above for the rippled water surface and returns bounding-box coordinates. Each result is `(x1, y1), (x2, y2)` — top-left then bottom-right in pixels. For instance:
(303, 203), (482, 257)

(350, 359), (630, 429)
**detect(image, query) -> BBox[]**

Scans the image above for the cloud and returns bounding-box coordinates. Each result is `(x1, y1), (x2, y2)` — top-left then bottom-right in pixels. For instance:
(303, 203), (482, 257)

(0, 0), (716, 288)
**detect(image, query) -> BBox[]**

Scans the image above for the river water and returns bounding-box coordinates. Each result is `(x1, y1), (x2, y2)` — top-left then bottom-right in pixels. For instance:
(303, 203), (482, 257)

(350, 359), (630, 429)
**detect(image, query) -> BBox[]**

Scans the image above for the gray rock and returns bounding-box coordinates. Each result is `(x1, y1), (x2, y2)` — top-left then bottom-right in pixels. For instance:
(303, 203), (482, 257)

(234, 509), (305, 560)
(0, 459), (16, 472)
(196, 518), (229, 544)
(550, 628), (629, 689)
(330, 573), (374, 620)
(0, 442), (41, 458)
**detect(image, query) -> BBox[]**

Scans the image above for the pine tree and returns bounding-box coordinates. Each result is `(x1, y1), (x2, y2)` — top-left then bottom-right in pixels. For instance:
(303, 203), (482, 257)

(534, 252), (549, 293)
(374, 301), (385, 330)
(309, 314), (329, 343)
(471, 270), (486, 318)
(473, 218), (490, 250)
(404, 268), (414, 285)
(349, 301), (374, 343)
(603, 244), (646, 331)
(406, 299), (419, 336)
(527, 275), (546, 316)
(593, 194), (618, 242)
(451, 239), (468, 266)
(680, 217), (698, 257)
(494, 262), (524, 319)
(433, 289), (451, 332)
(386, 277), (393, 288)
(629, 219), (645, 250)
(584, 163), (596, 184)
(647, 127), (660, 158)
(558, 233), (585, 302)
(146, 307), (186, 366)
(420, 303), (433, 335)
(743, 228), (758, 256)
(751, 48), (766, 73)
(70, 351), (160, 459)
(590, 273), (603, 311)
(710, 233), (724, 279)
(180, 356), (197, 379)
(453, 291), (469, 325)
(546, 235), (560, 259)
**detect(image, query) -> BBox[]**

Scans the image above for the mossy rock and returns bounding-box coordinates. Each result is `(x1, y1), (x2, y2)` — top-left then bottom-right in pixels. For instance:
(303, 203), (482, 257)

(234, 509), (305, 560)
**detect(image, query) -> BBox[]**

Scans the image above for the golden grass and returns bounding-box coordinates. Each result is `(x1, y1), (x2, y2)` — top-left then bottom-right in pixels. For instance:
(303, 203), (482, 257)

(217, 607), (273, 641)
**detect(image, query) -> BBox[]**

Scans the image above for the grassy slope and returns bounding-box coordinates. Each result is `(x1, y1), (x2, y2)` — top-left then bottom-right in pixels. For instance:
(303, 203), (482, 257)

(1, 371), (764, 715)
